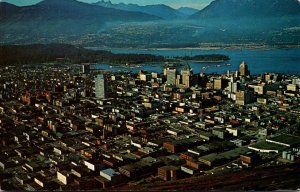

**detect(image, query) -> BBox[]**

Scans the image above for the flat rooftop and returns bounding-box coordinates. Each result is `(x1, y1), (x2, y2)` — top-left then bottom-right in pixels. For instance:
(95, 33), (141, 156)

(199, 147), (249, 162)
(249, 141), (287, 151)
(266, 134), (300, 147)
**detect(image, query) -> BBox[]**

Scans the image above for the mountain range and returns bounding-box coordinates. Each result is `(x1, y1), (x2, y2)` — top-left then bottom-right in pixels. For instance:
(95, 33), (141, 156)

(0, 0), (160, 36)
(188, 0), (300, 44)
(93, 0), (194, 19)
(0, 0), (299, 47)
(177, 7), (199, 16)
(191, 0), (300, 19)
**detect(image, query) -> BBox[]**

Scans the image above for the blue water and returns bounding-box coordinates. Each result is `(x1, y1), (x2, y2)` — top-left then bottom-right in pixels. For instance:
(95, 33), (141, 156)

(91, 48), (300, 75)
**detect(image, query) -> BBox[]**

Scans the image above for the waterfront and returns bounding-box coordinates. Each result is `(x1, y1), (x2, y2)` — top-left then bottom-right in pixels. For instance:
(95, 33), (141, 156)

(92, 48), (300, 75)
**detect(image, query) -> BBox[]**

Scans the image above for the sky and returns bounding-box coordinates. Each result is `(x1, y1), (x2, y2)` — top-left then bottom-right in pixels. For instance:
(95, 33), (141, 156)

(1, 0), (214, 9)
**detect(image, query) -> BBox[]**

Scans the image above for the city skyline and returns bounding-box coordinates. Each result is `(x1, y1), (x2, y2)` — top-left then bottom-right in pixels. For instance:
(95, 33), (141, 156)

(1, 0), (213, 9)
(1, 44), (300, 190)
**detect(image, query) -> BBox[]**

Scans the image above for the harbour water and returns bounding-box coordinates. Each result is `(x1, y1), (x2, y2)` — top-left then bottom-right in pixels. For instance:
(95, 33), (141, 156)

(92, 48), (300, 75)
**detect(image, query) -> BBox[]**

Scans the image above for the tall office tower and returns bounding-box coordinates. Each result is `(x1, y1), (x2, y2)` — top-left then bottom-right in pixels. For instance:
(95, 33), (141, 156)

(227, 77), (239, 93)
(236, 90), (254, 105)
(181, 63), (192, 88)
(95, 75), (107, 99)
(235, 71), (239, 78)
(82, 64), (91, 74)
(176, 74), (182, 87)
(228, 81), (239, 93)
(166, 68), (177, 85)
(214, 78), (228, 90)
(239, 61), (250, 77)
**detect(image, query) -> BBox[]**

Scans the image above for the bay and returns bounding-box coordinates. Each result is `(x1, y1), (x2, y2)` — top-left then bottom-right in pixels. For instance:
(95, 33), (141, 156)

(91, 48), (300, 75)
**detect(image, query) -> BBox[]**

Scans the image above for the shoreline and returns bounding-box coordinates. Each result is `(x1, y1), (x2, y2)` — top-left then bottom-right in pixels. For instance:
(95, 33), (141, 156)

(86, 45), (300, 51)
(182, 60), (229, 63)
(96, 59), (230, 67)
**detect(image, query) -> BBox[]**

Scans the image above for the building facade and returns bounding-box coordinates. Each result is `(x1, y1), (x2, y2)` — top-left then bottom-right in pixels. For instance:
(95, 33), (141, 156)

(239, 61), (250, 77)
(95, 75), (107, 99)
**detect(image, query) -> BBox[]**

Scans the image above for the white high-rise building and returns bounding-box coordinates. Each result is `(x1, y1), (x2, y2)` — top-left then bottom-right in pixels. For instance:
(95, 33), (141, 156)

(95, 75), (107, 99)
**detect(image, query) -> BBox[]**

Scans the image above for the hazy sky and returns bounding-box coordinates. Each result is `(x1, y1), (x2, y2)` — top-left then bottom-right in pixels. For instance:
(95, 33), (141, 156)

(1, 0), (214, 9)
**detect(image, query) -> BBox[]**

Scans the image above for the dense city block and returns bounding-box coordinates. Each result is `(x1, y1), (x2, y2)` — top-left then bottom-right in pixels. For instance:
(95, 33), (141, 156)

(0, 61), (300, 190)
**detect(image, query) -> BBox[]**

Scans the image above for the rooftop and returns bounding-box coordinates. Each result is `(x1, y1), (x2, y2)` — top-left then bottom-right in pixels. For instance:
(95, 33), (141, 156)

(249, 141), (287, 151)
(101, 168), (120, 177)
(199, 147), (249, 162)
(266, 134), (300, 147)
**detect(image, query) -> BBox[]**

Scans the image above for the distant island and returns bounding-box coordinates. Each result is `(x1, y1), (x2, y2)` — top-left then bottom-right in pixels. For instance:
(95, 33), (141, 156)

(0, 44), (230, 66)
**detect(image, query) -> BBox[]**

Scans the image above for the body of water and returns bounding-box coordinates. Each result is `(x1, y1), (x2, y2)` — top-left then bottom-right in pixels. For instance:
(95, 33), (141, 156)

(92, 48), (300, 75)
